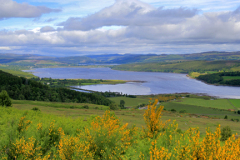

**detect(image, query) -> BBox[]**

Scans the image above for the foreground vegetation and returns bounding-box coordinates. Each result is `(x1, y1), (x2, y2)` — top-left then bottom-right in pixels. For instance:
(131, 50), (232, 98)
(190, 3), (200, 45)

(1, 99), (240, 159)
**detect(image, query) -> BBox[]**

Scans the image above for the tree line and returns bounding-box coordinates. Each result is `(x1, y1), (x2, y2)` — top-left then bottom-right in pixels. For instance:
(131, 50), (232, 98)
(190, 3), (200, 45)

(0, 70), (112, 105)
(197, 71), (240, 86)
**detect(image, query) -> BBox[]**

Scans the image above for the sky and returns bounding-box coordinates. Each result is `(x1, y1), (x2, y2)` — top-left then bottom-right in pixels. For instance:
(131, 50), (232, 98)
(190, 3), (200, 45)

(1, 0), (240, 56)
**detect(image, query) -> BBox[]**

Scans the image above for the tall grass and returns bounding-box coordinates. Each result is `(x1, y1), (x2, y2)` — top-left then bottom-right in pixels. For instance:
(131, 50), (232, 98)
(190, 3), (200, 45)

(1, 100), (240, 159)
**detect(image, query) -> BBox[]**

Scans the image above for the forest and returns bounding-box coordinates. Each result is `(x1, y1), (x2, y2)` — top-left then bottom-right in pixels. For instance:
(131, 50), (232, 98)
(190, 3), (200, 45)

(197, 71), (240, 86)
(0, 70), (112, 106)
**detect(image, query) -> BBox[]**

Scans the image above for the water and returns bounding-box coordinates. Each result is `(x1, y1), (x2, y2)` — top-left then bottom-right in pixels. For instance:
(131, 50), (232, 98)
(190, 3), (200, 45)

(24, 67), (240, 98)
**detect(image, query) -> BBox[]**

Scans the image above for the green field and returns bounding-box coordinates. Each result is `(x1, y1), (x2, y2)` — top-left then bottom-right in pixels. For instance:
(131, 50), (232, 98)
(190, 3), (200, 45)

(11, 99), (240, 134)
(108, 96), (150, 107)
(161, 102), (240, 119)
(0, 68), (37, 78)
(229, 99), (240, 109)
(12, 100), (109, 110)
(223, 76), (240, 80)
(172, 98), (234, 110)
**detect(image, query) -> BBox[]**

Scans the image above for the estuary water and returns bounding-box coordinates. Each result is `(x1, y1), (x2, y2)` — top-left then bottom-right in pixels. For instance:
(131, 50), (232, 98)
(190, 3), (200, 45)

(24, 67), (240, 99)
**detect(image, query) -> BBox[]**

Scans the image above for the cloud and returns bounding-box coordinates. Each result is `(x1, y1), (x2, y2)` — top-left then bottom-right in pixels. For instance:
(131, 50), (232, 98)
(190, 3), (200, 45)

(0, 46), (11, 50)
(58, 0), (198, 31)
(40, 26), (56, 32)
(1, 0), (240, 56)
(0, 0), (61, 19)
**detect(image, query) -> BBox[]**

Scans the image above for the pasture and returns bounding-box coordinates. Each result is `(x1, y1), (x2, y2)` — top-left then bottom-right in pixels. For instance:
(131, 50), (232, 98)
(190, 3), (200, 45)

(12, 99), (240, 134)
(174, 98), (235, 110)
(108, 96), (150, 107)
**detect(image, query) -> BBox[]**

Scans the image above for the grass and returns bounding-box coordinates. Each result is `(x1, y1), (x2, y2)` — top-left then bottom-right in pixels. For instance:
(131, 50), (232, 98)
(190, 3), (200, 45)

(174, 98), (234, 110)
(0, 68), (37, 78)
(12, 100), (240, 134)
(161, 102), (240, 119)
(188, 72), (203, 78)
(223, 76), (240, 80)
(12, 100), (109, 110)
(108, 96), (150, 107)
(10, 94), (240, 135)
(229, 99), (240, 109)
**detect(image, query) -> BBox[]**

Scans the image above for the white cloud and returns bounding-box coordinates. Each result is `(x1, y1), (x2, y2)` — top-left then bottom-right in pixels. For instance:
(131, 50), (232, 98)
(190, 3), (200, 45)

(1, 0), (240, 56)
(0, 0), (61, 19)
(0, 46), (11, 50)
(58, 0), (198, 31)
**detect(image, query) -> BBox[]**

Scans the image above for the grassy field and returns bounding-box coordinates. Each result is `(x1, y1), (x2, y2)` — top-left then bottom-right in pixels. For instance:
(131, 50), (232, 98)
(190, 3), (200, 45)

(12, 100), (240, 134)
(108, 96), (150, 107)
(223, 76), (240, 80)
(161, 102), (240, 119)
(12, 100), (109, 110)
(172, 98), (235, 110)
(229, 99), (240, 109)
(0, 68), (37, 78)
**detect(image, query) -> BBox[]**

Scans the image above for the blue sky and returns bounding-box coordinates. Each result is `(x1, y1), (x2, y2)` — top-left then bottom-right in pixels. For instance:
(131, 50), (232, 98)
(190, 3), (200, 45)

(1, 0), (240, 56)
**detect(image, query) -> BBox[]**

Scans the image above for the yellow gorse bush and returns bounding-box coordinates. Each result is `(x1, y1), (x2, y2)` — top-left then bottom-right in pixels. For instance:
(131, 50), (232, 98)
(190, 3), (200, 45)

(1, 99), (240, 159)
(143, 99), (170, 138)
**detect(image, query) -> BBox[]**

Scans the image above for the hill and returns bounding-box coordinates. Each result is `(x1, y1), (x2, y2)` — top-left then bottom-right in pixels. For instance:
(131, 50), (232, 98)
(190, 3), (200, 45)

(111, 60), (240, 73)
(1, 51), (240, 67)
(0, 70), (112, 105)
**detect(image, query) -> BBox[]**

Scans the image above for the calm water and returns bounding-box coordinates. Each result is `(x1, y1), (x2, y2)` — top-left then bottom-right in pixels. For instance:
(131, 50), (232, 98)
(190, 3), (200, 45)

(24, 67), (240, 98)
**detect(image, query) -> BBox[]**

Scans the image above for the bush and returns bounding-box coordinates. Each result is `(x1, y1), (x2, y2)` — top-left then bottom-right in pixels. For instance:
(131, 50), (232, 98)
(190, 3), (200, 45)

(0, 90), (12, 107)
(83, 105), (89, 109)
(110, 103), (119, 110)
(31, 107), (41, 112)
(170, 109), (176, 112)
(179, 110), (187, 113)
(120, 100), (125, 109)
(224, 115), (228, 119)
(221, 126), (232, 141)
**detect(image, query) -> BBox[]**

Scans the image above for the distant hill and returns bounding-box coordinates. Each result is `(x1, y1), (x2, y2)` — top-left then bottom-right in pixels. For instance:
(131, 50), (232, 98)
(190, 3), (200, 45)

(0, 51), (240, 67)
(111, 60), (240, 73)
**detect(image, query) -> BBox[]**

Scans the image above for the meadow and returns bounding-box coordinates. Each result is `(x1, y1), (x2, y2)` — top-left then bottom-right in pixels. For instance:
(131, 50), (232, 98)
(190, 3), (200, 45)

(2, 99), (240, 159)
(11, 96), (240, 134)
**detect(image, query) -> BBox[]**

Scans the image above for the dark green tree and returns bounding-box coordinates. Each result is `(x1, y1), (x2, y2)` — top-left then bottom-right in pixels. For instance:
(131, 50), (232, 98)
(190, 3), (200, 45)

(221, 126), (232, 141)
(0, 90), (12, 107)
(110, 103), (118, 110)
(120, 100), (125, 109)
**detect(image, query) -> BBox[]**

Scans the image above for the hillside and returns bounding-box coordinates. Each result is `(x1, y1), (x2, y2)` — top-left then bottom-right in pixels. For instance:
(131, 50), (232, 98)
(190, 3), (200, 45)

(1, 51), (240, 67)
(0, 70), (112, 105)
(111, 60), (240, 73)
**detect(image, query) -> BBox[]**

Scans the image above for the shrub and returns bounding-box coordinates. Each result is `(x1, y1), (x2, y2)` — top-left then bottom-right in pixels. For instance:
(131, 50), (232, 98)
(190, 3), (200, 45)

(220, 126), (232, 141)
(83, 105), (89, 109)
(109, 103), (118, 110)
(0, 90), (12, 107)
(179, 110), (187, 113)
(31, 107), (40, 112)
(224, 115), (228, 119)
(170, 109), (176, 112)
(120, 100), (125, 109)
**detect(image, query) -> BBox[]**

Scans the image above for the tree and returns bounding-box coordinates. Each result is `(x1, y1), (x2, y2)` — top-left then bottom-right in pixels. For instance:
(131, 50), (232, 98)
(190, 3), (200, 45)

(120, 100), (125, 109)
(0, 90), (12, 107)
(221, 126), (232, 141)
(110, 103), (118, 110)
